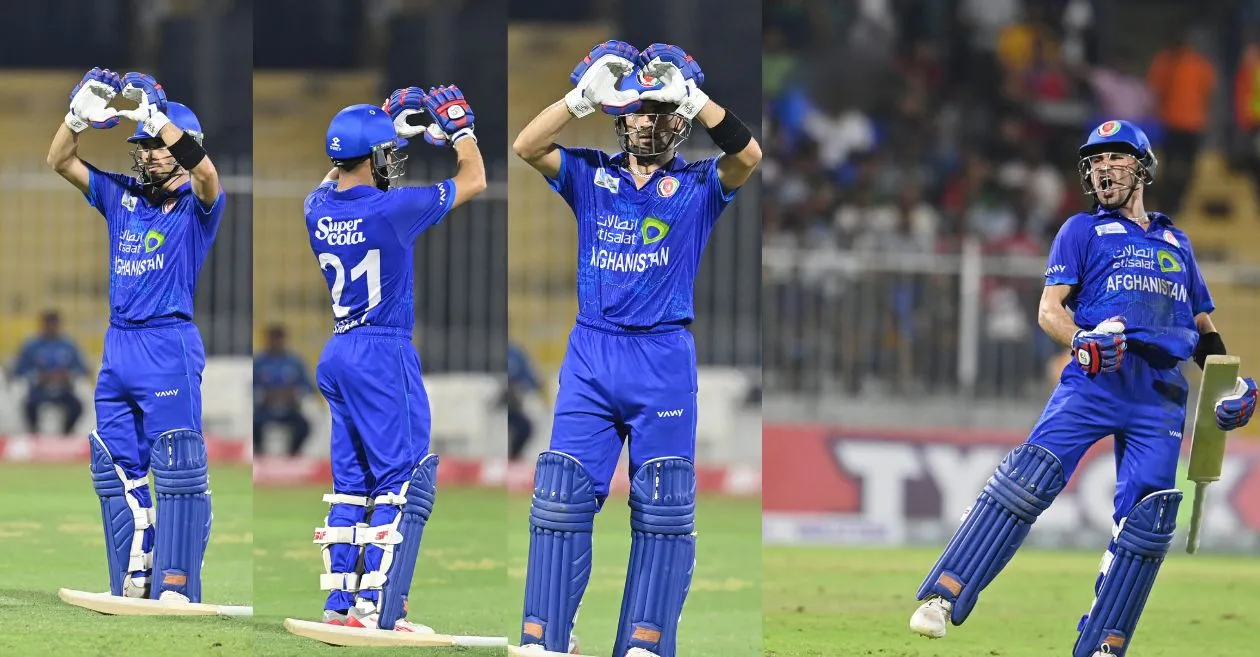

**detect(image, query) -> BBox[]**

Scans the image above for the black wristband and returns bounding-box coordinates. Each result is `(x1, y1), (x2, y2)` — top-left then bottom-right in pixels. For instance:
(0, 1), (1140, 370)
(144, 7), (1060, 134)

(1194, 331), (1226, 370)
(706, 110), (752, 155)
(168, 131), (207, 171)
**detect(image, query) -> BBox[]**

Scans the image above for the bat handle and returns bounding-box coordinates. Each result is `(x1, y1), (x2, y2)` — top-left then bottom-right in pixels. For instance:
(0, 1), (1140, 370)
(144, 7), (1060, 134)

(1186, 482), (1208, 554)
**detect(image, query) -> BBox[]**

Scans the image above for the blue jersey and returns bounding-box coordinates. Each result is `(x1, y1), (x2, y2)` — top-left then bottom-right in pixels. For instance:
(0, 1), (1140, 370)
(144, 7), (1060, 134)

(545, 148), (737, 332)
(1044, 209), (1213, 360)
(304, 180), (454, 335)
(84, 164), (225, 325)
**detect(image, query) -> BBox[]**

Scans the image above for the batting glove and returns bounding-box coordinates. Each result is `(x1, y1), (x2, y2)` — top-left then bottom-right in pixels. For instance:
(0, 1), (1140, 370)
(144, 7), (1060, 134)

(1071, 316), (1127, 375)
(384, 86), (427, 139)
(637, 59), (710, 121)
(118, 72), (171, 138)
(422, 85), (475, 144)
(566, 40), (641, 117)
(638, 43), (705, 87)
(66, 67), (123, 133)
(1215, 377), (1257, 431)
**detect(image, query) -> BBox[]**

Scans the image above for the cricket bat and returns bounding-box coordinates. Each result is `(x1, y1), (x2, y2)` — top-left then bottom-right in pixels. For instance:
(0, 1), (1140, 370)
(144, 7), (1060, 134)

(1184, 354), (1242, 554)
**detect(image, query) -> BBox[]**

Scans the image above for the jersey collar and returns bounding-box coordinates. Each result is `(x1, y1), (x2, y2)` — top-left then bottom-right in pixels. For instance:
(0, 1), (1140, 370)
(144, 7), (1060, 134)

(611, 151), (688, 174)
(329, 184), (384, 201)
(1093, 208), (1174, 227)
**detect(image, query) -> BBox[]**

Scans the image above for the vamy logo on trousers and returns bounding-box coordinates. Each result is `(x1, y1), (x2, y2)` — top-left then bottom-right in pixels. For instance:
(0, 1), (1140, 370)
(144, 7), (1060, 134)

(154, 389), (180, 398)
(657, 409), (685, 418)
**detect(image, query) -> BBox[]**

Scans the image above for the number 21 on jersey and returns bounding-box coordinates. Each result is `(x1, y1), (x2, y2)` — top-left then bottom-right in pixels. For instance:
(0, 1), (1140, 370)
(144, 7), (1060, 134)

(319, 250), (381, 319)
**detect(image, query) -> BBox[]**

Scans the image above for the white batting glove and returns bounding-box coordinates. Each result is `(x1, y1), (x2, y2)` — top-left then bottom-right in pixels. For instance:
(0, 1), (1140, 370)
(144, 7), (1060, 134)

(65, 81), (121, 133)
(391, 109), (426, 139)
(565, 54), (640, 118)
(640, 59), (709, 121)
(117, 88), (171, 138)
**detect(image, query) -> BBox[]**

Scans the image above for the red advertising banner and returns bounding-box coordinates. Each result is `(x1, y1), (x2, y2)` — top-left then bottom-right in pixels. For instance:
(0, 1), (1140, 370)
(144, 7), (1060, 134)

(764, 423), (1260, 550)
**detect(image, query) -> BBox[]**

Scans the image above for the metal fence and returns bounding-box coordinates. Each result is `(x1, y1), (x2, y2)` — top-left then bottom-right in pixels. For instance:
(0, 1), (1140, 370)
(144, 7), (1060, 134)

(763, 241), (1260, 435)
(0, 155), (253, 361)
(253, 160), (508, 374)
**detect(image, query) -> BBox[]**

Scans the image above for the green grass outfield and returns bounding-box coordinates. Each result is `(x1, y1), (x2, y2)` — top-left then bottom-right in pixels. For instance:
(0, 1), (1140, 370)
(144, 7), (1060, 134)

(764, 545), (1260, 656)
(508, 493), (763, 657)
(0, 461), (253, 656)
(253, 484), (508, 656)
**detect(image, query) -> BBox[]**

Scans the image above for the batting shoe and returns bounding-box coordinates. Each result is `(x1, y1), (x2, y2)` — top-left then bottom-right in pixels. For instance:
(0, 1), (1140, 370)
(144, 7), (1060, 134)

(625, 649), (661, 656)
(909, 595), (952, 638)
(514, 637), (581, 654)
(322, 609), (347, 626)
(345, 604), (435, 633)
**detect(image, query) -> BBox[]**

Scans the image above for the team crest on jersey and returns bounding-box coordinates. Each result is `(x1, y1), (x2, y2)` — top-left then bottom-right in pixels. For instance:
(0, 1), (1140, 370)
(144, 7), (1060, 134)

(1097, 120), (1122, 137)
(594, 167), (620, 194)
(161, 198), (177, 214)
(1162, 230), (1180, 248)
(657, 176), (679, 198)
(121, 191), (137, 212)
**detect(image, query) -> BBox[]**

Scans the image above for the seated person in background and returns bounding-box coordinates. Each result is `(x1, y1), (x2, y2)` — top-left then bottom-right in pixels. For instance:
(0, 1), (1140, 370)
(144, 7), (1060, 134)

(254, 324), (313, 456)
(14, 310), (87, 435)
(506, 341), (543, 461)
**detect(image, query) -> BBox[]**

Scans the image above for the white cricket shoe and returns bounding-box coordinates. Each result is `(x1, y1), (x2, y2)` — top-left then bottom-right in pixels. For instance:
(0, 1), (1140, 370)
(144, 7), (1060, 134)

(158, 590), (190, 604)
(345, 604), (435, 633)
(515, 636), (581, 654)
(626, 649), (660, 657)
(909, 596), (952, 638)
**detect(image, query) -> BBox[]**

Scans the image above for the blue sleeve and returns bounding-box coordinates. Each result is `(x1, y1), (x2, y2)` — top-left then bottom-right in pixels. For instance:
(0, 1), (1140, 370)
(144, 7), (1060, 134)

(68, 343), (88, 376)
(13, 341), (35, 378)
(294, 357), (314, 395)
(387, 180), (456, 243)
(1044, 216), (1087, 286)
(83, 165), (133, 219)
(197, 189), (227, 222)
(545, 148), (596, 212)
(704, 157), (738, 230)
(1185, 242), (1215, 315)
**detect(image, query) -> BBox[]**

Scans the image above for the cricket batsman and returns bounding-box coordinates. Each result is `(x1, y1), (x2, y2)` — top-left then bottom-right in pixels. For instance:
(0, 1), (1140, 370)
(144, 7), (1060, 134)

(909, 119), (1259, 656)
(304, 85), (486, 631)
(46, 68), (225, 603)
(512, 41), (761, 656)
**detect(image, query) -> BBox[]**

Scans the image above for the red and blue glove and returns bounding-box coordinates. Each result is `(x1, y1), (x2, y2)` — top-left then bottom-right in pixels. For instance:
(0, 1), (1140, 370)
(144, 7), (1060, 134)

(421, 85), (475, 145)
(1071, 317), (1127, 375)
(384, 86), (426, 142)
(120, 72), (168, 114)
(638, 43), (704, 87)
(566, 40), (641, 117)
(1216, 377), (1257, 430)
(65, 67), (123, 132)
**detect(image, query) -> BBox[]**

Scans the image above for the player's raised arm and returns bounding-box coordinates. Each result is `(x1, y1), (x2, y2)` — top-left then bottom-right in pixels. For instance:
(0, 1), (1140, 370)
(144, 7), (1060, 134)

(118, 73), (220, 207)
(513, 40), (643, 179)
(696, 100), (761, 190)
(636, 43), (761, 190)
(384, 84), (487, 210)
(47, 67), (126, 194)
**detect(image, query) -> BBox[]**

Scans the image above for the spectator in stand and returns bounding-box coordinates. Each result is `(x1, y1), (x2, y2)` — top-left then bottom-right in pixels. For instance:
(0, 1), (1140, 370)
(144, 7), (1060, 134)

(506, 341), (542, 461)
(1147, 29), (1216, 210)
(13, 310), (87, 435)
(1234, 30), (1260, 188)
(253, 324), (313, 456)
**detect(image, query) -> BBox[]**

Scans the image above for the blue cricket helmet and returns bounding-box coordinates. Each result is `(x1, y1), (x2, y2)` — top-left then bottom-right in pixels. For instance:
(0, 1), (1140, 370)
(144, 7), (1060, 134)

(127, 101), (204, 144)
(326, 104), (407, 160)
(1078, 119), (1158, 182)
